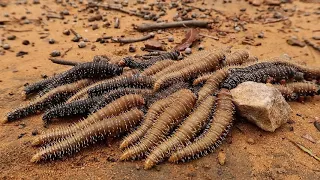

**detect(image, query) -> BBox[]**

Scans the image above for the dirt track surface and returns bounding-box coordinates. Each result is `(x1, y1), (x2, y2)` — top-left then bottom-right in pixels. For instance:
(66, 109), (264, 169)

(0, 0), (320, 179)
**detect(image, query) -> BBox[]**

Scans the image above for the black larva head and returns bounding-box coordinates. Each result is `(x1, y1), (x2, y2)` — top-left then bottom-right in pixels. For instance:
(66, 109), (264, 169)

(294, 72), (304, 81)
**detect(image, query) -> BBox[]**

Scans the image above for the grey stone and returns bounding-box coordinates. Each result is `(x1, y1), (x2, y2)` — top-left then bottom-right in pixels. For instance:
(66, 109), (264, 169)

(231, 82), (291, 132)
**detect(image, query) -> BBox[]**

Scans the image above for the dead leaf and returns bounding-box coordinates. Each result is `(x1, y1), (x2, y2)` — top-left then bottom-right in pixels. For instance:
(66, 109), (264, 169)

(301, 134), (316, 143)
(174, 29), (200, 51)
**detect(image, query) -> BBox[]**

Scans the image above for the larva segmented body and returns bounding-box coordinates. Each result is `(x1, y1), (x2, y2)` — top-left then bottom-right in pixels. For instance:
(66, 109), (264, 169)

(153, 50), (226, 91)
(31, 108), (144, 163)
(120, 51), (180, 69)
(269, 84), (296, 100)
(45, 61), (123, 91)
(23, 75), (59, 97)
(33, 94), (145, 145)
(168, 89), (235, 163)
(120, 89), (184, 149)
(197, 67), (231, 103)
(120, 89), (196, 160)
(144, 96), (216, 169)
(4, 79), (92, 123)
(224, 50), (249, 66)
(192, 72), (214, 86)
(272, 60), (320, 80)
(152, 50), (225, 80)
(286, 82), (319, 97)
(140, 60), (176, 76)
(88, 75), (154, 97)
(222, 65), (302, 90)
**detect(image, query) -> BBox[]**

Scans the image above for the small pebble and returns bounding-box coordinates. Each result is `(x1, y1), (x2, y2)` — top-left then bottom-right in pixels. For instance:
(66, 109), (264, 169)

(129, 45), (136, 52)
(16, 51), (28, 57)
(168, 36), (174, 42)
(240, 8), (246, 12)
(18, 123), (26, 129)
(33, 0), (40, 4)
(198, 45), (204, 51)
(258, 32), (264, 38)
(92, 24), (99, 30)
(41, 74), (48, 78)
(78, 41), (86, 48)
(2, 44), (10, 50)
(185, 48), (192, 54)
(217, 151), (226, 165)
(22, 40), (30, 45)
(247, 138), (255, 145)
(50, 50), (61, 57)
(48, 38), (55, 44)
(61, 9), (70, 16)
(18, 133), (26, 139)
(32, 129), (39, 136)
(7, 35), (16, 40)
(235, 26), (241, 31)
(63, 29), (70, 36)
(135, 164), (140, 170)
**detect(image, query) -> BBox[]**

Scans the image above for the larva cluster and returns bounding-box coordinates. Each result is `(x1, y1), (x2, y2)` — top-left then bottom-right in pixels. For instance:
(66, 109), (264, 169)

(31, 108), (144, 162)
(120, 89), (196, 160)
(169, 89), (235, 162)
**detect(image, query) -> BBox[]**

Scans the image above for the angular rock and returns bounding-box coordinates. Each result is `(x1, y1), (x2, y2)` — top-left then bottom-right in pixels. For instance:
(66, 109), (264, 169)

(251, 0), (263, 6)
(287, 37), (305, 47)
(144, 40), (165, 51)
(231, 82), (292, 132)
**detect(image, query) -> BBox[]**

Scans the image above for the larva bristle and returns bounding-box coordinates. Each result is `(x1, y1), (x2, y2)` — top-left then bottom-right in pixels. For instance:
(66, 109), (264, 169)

(33, 94), (145, 145)
(152, 49), (226, 80)
(168, 89), (235, 163)
(120, 51), (180, 69)
(120, 89), (196, 161)
(286, 82), (319, 97)
(88, 74), (154, 97)
(144, 96), (216, 169)
(268, 84), (296, 100)
(5, 79), (92, 123)
(31, 108), (144, 163)
(44, 61), (123, 91)
(197, 67), (231, 103)
(23, 75), (59, 96)
(192, 72), (214, 86)
(120, 89), (183, 150)
(153, 50), (226, 91)
(141, 60), (176, 76)
(224, 50), (249, 66)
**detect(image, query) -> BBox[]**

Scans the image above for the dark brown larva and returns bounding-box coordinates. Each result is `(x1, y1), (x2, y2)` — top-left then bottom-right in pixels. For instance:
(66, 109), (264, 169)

(120, 89), (182, 149)
(168, 89), (235, 163)
(32, 94), (145, 146)
(153, 50), (226, 91)
(88, 74), (154, 97)
(120, 89), (196, 160)
(197, 67), (230, 103)
(140, 60), (176, 76)
(3, 79), (92, 123)
(144, 96), (216, 169)
(224, 50), (249, 66)
(31, 108), (144, 163)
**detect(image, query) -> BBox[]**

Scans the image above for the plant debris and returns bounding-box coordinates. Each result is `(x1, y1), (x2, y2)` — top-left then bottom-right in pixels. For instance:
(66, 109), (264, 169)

(175, 29), (200, 51)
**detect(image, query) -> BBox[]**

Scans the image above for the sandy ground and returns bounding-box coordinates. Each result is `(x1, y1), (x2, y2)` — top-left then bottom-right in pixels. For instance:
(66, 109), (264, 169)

(0, 0), (320, 179)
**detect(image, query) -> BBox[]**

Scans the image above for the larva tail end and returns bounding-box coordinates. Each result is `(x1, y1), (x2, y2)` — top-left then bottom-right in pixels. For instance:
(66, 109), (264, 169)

(30, 153), (42, 163)
(144, 159), (156, 170)
(168, 154), (179, 163)
(119, 151), (132, 161)
(31, 137), (42, 146)
(119, 140), (129, 150)
(153, 83), (160, 92)
(21, 91), (27, 100)
(1, 116), (8, 124)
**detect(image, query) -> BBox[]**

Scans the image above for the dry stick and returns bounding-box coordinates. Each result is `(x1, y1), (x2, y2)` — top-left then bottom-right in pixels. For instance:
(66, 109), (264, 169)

(6, 29), (32, 32)
(114, 17), (120, 29)
(135, 20), (211, 32)
(46, 14), (64, 20)
(49, 58), (81, 66)
(304, 39), (320, 52)
(112, 33), (155, 44)
(199, 33), (219, 40)
(263, 17), (288, 24)
(70, 29), (82, 39)
(61, 46), (73, 58)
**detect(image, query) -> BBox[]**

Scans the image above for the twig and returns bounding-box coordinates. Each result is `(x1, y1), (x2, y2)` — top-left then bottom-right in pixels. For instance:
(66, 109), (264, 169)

(263, 17), (288, 24)
(114, 17), (120, 29)
(70, 28), (82, 42)
(6, 29), (32, 32)
(288, 139), (320, 162)
(46, 14), (64, 20)
(49, 58), (81, 66)
(61, 46), (73, 58)
(304, 39), (320, 52)
(135, 20), (211, 32)
(112, 33), (155, 44)
(199, 33), (219, 40)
